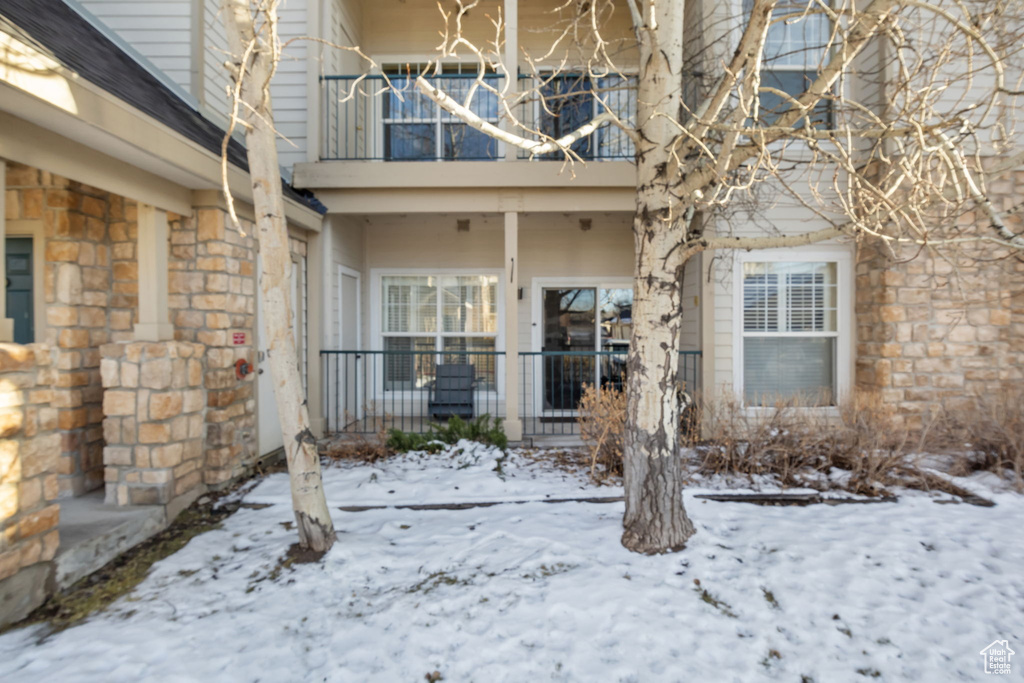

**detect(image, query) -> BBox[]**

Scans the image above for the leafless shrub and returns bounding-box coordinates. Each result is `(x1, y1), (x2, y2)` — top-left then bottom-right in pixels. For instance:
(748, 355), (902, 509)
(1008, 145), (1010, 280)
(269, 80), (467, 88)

(577, 383), (626, 481)
(577, 383), (700, 482)
(322, 414), (393, 463)
(578, 388), (947, 496)
(696, 392), (916, 495)
(934, 388), (1024, 492)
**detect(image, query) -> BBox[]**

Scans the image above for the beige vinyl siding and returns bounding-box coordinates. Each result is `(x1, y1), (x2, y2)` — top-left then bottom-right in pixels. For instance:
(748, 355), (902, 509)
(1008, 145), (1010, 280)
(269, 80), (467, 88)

(321, 0), (365, 159)
(328, 0), (363, 73)
(360, 0), (637, 67)
(202, 0), (232, 119)
(272, 2), (309, 171)
(78, 0), (193, 92)
(712, 254), (736, 394)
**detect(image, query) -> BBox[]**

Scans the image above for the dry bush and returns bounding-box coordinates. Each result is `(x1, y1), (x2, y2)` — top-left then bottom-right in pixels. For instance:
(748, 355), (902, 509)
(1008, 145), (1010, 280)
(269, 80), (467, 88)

(577, 386), (930, 495)
(934, 388), (1024, 491)
(322, 415), (393, 463)
(577, 383), (700, 482)
(577, 383), (626, 481)
(697, 392), (915, 495)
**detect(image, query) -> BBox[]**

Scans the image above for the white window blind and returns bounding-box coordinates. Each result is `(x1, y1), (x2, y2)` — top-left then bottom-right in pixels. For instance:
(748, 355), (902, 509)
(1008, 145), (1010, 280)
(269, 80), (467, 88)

(742, 262), (837, 405)
(381, 275), (499, 390)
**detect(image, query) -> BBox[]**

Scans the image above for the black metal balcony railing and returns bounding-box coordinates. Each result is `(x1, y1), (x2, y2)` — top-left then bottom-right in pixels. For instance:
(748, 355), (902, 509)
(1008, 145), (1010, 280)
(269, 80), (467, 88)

(518, 350), (702, 436)
(322, 350), (505, 434)
(321, 349), (702, 437)
(320, 73), (638, 162)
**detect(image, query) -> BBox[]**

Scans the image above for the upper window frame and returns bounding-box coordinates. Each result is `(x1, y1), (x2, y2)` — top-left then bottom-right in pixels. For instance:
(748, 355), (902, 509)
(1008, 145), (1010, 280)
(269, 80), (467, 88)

(377, 60), (503, 161)
(738, 0), (837, 128)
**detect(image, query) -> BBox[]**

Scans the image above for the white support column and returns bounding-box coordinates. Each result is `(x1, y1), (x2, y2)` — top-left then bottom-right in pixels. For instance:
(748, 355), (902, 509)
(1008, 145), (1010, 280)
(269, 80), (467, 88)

(503, 211), (522, 441)
(134, 203), (174, 341)
(700, 250), (715, 432)
(502, 0), (519, 162)
(0, 159), (14, 342)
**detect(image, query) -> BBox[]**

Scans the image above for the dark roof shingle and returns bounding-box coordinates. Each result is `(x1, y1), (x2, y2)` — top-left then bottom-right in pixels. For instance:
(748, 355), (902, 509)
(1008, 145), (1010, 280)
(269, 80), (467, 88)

(0, 0), (323, 213)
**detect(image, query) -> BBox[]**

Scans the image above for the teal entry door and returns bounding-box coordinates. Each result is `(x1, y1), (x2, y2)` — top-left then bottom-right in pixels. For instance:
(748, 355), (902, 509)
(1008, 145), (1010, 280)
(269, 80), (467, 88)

(6, 238), (34, 344)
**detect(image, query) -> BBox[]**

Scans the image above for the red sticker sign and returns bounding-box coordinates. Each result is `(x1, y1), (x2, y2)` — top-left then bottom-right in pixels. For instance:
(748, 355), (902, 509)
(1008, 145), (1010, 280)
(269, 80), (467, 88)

(232, 332), (246, 345)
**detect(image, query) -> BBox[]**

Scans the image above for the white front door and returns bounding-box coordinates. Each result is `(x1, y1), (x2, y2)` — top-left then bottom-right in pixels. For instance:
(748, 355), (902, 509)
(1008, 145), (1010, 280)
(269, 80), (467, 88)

(325, 267), (362, 431)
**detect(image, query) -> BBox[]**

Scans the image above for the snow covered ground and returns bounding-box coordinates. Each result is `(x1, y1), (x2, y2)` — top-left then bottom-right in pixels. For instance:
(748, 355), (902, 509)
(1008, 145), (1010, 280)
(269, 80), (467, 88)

(1, 444), (1021, 682)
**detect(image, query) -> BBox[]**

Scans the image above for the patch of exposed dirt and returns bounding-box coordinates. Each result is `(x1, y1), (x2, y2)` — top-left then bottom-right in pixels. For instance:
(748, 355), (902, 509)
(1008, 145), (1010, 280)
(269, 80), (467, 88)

(285, 542), (328, 565)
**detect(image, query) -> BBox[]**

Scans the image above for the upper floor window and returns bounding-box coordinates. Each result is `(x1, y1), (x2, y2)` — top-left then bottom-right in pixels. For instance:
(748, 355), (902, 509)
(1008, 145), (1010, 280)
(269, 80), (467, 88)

(743, 0), (833, 126)
(382, 64), (500, 160)
(530, 73), (636, 160)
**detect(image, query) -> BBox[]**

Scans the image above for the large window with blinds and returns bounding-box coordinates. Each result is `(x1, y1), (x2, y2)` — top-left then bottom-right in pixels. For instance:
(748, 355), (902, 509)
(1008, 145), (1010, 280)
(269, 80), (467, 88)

(381, 274), (500, 390)
(741, 261), (838, 406)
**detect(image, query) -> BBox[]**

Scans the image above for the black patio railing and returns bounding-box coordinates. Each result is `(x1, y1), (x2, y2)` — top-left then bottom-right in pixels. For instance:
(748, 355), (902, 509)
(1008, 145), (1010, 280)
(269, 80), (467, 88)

(320, 73), (639, 161)
(519, 350), (702, 436)
(321, 71), (706, 162)
(321, 349), (504, 434)
(322, 349), (702, 437)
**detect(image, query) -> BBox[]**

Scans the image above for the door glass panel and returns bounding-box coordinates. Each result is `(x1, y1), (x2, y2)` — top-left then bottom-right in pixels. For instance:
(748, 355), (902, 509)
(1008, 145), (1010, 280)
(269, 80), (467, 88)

(542, 288), (596, 410)
(599, 288), (633, 391)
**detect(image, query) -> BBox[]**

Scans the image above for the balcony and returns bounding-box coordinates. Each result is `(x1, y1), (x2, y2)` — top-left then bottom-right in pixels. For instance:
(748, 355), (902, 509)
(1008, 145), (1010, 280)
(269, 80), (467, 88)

(321, 349), (702, 437)
(320, 73), (638, 162)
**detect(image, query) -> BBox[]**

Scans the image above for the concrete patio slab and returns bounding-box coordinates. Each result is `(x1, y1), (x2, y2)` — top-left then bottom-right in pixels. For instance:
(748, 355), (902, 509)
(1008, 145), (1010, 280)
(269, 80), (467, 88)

(54, 493), (167, 589)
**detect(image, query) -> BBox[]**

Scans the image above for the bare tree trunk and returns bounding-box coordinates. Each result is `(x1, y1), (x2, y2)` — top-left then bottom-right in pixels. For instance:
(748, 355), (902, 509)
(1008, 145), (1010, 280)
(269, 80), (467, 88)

(621, 0), (696, 554)
(222, 0), (335, 552)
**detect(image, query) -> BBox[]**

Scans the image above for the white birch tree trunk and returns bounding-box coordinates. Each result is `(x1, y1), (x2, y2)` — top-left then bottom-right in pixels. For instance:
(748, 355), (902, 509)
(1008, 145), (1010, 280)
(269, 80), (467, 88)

(221, 0), (336, 552)
(621, 0), (697, 553)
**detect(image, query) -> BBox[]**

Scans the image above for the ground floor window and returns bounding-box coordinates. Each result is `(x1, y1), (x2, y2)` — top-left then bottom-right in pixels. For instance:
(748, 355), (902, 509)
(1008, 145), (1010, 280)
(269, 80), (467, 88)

(381, 274), (499, 390)
(741, 260), (839, 406)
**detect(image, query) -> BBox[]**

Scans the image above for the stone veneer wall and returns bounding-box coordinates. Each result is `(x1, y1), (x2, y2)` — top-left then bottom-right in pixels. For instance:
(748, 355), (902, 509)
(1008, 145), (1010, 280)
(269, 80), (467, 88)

(100, 342), (205, 513)
(856, 189), (1024, 428)
(0, 344), (61, 624)
(168, 208), (258, 487)
(5, 163), (138, 497)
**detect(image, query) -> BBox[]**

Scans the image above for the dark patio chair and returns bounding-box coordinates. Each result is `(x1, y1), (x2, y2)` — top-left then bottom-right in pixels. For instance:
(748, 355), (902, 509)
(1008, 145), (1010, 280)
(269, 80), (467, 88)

(428, 364), (476, 421)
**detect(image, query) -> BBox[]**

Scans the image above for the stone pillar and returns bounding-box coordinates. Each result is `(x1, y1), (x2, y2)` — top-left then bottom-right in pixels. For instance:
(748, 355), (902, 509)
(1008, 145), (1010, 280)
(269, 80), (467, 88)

(503, 211), (522, 441)
(168, 207), (257, 488)
(134, 204), (174, 341)
(502, 0), (519, 162)
(101, 341), (206, 513)
(0, 343), (60, 626)
(0, 160), (16, 341)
